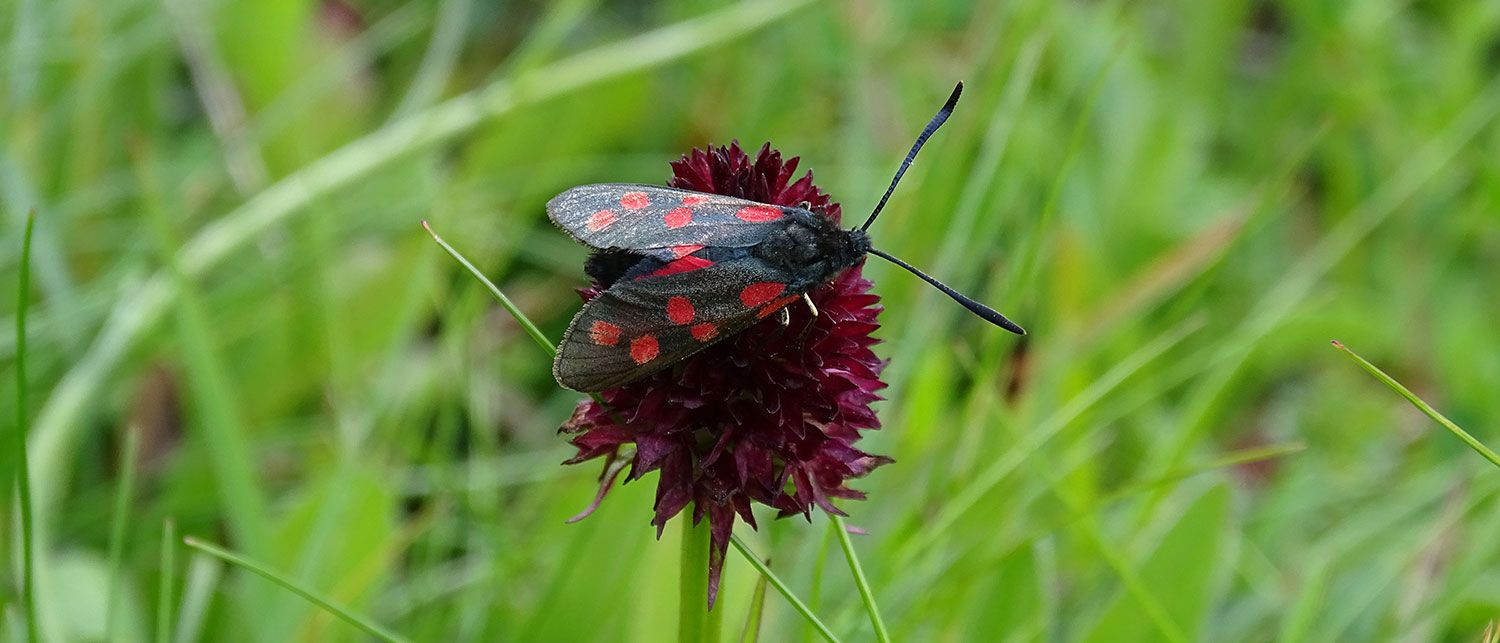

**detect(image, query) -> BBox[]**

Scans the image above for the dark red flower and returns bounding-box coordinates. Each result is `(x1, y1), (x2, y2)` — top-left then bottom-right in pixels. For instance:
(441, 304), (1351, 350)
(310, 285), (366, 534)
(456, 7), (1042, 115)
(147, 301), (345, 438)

(560, 141), (890, 607)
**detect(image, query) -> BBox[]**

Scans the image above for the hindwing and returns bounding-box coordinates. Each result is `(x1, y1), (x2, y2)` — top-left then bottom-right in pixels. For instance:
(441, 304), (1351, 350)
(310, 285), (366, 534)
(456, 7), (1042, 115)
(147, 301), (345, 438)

(553, 254), (808, 391)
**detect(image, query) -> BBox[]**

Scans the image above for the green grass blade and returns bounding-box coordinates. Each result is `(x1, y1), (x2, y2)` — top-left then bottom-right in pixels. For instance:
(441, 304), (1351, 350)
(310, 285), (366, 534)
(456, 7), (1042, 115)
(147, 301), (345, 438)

(1101, 442), (1306, 503)
(897, 317), (1204, 566)
(1331, 340), (1500, 468)
(800, 525), (836, 643)
(157, 520), (176, 643)
(731, 536), (839, 643)
(739, 558), (770, 643)
(422, 221), (556, 355)
(1149, 76), (1500, 490)
(173, 554), (224, 643)
(1079, 486), (1232, 643)
(14, 209), (40, 643)
(105, 428), (140, 641)
(829, 514), (889, 643)
(182, 537), (412, 643)
(1003, 34), (1121, 307)
(389, 0), (473, 118)
(135, 148), (272, 556)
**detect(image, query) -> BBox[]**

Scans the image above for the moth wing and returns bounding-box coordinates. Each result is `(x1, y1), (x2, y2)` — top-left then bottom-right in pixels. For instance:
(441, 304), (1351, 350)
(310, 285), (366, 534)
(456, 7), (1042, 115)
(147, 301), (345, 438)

(547, 184), (794, 256)
(553, 255), (806, 391)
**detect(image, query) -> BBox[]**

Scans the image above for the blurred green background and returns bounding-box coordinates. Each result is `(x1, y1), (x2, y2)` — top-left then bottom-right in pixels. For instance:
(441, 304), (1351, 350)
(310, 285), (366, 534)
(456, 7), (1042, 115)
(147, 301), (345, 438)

(4, 0), (1500, 640)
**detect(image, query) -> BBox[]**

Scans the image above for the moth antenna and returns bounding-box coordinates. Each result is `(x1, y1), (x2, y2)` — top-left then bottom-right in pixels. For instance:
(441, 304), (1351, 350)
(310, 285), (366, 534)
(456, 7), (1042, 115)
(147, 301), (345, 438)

(859, 82), (964, 232)
(868, 247), (1026, 335)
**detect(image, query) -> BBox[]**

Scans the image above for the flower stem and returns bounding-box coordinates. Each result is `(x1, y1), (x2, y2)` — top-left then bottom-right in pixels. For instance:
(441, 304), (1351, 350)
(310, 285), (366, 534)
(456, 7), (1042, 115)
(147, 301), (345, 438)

(829, 514), (889, 642)
(680, 518), (721, 643)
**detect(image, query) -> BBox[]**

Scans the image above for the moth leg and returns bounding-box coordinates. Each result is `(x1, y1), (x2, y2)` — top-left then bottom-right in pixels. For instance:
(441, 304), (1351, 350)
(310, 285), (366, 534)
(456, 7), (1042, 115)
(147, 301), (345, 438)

(794, 293), (820, 348)
(750, 307), (791, 353)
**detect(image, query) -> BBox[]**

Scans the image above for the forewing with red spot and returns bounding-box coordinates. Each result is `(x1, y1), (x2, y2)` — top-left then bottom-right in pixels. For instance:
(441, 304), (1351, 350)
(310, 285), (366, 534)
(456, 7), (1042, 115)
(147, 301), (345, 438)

(553, 255), (805, 391)
(547, 184), (796, 258)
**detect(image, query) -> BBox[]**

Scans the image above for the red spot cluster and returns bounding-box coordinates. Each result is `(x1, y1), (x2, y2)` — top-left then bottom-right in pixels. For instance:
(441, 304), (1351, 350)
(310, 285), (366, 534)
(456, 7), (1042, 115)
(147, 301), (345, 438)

(593, 189), (783, 238)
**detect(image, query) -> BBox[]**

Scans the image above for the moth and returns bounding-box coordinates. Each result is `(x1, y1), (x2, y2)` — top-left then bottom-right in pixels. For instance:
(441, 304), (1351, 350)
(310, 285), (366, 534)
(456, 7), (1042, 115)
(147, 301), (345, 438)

(547, 82), (1025, 392)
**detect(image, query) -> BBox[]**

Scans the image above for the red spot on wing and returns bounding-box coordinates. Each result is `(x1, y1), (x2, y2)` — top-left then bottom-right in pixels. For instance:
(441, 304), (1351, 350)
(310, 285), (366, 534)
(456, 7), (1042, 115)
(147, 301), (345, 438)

(670, 244), (704, 258)
(630, 335), (659, 364)
(664, 207), (693, 229)
(587, 210), (616, 231)
(739, 282), (786, 308)
(666, 296), (695, 324)
(620, 192), (649, 210)
(735, 205), (782, 222)
(756, 294), (801, 318)
(589, 321), (621, 346)
(645, 255), (715, 279)
(690, 323), (718, 341)
(681, 195), (711, 206)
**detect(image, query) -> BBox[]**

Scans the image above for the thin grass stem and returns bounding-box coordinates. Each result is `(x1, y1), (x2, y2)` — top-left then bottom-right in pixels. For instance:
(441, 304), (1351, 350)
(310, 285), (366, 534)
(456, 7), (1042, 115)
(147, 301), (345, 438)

(157, 520), (176, 643)
(828, 514), (889, 642)
(182, 537), (412, 643)
(105, 429), (141, 641)
(731, 536), (839, 643)
(801, 524), (836, 643)
(1331, 340), (1500, 468)
(14, 210), (40, 643)
(422, 221), (556, 355)
(739, 559), (770, 643)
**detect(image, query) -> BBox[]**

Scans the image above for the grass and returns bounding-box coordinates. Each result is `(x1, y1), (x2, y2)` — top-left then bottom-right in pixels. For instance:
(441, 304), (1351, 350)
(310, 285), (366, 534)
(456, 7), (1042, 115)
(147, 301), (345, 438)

(12, 211), (38, 643)
(5, 0), (1500, 641)
(829, 514), (889, 643)
(182, 537), (410, 643)
(1331, 340), (1500, 469)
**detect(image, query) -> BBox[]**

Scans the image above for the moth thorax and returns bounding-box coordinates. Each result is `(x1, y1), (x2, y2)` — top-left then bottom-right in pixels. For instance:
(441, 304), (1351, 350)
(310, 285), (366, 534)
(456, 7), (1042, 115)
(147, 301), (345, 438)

(756, 216), (861, 276)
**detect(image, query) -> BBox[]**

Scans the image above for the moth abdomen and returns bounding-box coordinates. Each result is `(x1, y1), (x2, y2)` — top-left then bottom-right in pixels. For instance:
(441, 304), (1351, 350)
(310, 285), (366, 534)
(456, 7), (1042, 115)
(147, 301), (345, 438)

(585, 249), (656, 287)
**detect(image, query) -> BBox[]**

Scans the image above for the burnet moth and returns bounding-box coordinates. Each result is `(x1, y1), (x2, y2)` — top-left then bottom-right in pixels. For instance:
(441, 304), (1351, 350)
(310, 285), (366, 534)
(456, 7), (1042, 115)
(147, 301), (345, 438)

(547, 82), (1025, 392)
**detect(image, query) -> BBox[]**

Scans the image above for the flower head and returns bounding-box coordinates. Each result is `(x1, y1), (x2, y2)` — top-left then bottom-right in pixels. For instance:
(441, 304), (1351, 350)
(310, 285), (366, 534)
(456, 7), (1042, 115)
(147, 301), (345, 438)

(560, 141), (890, 606)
